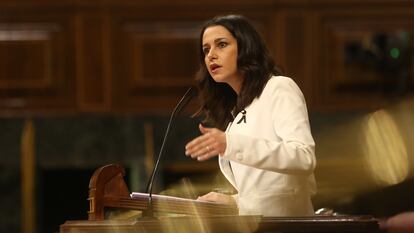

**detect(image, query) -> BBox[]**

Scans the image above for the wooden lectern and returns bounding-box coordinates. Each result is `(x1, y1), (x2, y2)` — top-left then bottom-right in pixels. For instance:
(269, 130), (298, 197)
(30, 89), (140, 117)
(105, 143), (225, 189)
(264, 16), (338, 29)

(86, 163), (237, 219)
(60, 164), (381, 233)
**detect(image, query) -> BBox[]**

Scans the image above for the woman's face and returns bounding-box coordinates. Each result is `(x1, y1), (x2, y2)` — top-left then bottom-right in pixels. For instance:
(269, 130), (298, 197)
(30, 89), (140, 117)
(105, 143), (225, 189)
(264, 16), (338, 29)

(202, 25), (243, 92)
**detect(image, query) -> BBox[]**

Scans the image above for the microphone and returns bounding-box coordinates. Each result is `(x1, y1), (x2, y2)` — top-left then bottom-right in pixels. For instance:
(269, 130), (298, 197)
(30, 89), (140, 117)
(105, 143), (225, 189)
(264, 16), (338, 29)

(143, 86), (197, 218)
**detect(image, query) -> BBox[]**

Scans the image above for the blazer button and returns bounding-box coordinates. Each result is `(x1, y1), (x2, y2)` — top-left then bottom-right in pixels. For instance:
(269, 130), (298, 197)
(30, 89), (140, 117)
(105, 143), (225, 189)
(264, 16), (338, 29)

(236, 153), (243, 161)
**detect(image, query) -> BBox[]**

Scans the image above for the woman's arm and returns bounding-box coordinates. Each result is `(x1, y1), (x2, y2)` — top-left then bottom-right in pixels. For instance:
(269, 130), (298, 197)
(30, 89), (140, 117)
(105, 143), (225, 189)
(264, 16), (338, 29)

(222, 78), (316, 175)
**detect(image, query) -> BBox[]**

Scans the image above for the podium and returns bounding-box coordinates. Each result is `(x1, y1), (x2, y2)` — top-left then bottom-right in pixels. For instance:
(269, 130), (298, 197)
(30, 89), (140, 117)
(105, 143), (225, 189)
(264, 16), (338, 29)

(60, 164), (381, 233)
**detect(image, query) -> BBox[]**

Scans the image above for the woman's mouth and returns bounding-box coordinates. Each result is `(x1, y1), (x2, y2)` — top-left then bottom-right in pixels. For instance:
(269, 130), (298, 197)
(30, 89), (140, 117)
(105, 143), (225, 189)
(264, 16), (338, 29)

(210, 64), (221, 73)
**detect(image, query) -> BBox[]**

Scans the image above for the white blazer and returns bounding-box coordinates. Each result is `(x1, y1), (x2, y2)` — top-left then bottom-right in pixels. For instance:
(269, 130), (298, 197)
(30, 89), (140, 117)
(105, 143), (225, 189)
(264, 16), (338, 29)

(219, 76), (316, 216)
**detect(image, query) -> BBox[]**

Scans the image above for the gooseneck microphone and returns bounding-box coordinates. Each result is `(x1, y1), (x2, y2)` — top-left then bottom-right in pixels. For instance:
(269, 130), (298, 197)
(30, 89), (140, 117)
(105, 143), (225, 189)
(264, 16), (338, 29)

(144, 86), (197, 218)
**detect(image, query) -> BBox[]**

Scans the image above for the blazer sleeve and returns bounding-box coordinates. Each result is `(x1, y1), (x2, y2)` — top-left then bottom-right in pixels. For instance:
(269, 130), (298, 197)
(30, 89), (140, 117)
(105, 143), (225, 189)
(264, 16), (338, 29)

(222, 78), (316, 175)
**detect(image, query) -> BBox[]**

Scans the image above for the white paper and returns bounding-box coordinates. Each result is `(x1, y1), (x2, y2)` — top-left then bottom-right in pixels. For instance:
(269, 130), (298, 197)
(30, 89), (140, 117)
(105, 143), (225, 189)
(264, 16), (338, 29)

(130, 192), (213, 203)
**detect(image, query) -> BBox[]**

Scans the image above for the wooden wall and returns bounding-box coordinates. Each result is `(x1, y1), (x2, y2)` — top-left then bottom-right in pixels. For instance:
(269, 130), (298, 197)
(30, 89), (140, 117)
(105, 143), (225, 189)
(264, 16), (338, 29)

(0, 0), (413, 116)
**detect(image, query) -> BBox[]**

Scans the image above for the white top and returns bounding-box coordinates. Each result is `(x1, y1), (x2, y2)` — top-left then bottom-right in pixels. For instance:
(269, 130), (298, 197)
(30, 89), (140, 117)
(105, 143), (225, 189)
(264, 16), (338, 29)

(219, 76), (316, 216)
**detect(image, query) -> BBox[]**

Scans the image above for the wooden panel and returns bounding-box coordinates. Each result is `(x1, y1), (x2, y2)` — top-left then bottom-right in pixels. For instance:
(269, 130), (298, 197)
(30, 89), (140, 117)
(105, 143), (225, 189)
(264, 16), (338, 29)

(0, 32), (52, 90)
(314, 10), (414, 111)
(0, 12), (76, 114)
(76, 12), (111, 112)
(276, 12), (315, 106)
(0, 2), (412, 114)
(132, 36), (198, 87)
(285, 16), (306, 87)
(111, 18), (202, 114)
(110, 10), (274, 114)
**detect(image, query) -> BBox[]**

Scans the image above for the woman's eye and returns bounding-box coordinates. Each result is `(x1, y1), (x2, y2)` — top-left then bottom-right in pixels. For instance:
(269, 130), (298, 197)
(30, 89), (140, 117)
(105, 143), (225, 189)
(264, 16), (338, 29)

(203, 47), (210, 55)
(219, 42), (227, 48)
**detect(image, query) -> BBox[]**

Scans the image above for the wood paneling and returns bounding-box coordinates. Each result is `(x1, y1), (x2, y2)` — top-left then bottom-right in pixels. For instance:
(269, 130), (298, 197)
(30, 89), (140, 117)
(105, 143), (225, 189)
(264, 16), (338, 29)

(0, 1), (413, 115)
(277, 12), (315, 105)
(0, 11), (76, 114)
(111, 19), (201, 114)
(315, 10), (414, 111)
(76, 12), (111, 112)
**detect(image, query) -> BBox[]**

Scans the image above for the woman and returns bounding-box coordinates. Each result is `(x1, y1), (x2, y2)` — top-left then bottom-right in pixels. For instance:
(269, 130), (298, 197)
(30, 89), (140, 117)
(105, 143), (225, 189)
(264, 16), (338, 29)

(185, 14), (316, 216)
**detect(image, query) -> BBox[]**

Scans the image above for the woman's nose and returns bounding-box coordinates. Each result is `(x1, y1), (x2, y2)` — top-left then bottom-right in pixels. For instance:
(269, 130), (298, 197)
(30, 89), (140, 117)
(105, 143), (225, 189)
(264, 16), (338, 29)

(207, 49), (217, 60)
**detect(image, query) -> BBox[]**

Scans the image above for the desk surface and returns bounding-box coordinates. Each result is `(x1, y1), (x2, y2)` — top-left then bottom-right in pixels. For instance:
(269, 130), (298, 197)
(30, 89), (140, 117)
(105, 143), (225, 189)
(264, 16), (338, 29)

(61, 215), (381, 233)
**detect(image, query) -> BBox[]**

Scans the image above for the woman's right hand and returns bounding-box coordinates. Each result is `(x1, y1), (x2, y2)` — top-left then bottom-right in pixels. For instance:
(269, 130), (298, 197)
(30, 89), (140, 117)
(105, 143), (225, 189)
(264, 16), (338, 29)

(197, 191), (237, 206)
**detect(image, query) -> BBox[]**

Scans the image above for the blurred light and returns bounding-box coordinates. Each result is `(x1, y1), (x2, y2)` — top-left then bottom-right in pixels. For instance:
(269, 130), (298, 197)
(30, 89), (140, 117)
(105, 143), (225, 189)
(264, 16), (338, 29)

(390, 48), (400, 59)
(363, 110), (409, 186)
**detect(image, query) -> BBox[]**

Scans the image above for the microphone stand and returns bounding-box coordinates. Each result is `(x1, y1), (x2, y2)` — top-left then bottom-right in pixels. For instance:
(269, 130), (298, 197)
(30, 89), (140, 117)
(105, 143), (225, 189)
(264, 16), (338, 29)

(143, 87), (196, 218)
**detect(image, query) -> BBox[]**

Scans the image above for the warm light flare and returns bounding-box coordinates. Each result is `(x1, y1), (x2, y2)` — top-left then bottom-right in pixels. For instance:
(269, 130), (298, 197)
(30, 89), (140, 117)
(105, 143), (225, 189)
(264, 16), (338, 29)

(363, 109), (409, 186)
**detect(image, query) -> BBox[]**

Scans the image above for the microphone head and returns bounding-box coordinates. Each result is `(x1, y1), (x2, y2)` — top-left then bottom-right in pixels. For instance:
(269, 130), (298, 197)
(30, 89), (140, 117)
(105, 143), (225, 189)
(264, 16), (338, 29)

(185, 86), (198, 99)
(174, 86), (198, 116)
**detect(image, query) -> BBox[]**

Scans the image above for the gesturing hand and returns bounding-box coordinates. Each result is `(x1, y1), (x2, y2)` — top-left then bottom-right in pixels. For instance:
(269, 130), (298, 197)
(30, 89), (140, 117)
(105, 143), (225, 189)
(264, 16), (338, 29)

(185, 124), (226, 161)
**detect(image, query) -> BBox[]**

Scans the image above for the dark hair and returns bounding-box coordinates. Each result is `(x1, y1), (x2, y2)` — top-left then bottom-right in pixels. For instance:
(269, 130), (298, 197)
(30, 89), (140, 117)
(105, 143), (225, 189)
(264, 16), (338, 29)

(195, 14), (282, 130)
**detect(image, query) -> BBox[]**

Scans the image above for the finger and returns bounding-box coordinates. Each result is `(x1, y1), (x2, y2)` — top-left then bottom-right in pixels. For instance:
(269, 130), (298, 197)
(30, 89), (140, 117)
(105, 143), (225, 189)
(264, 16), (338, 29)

(197, 154), (213, 161)
(191, 145), (213, 159)
(185, 134), (209, 151)
(189, 144), (208, 158)
(185, 142), (199, 156)
(197, 194), (212, 202)
(197, 155), (210, 161)
(185, 136), (202, 149)
(197, 192), (214, 200)
(186, 137), (215, 156)
(189, 144), (208, 159)
(198, 192), (221, 202)
(197, 149), (218, 161)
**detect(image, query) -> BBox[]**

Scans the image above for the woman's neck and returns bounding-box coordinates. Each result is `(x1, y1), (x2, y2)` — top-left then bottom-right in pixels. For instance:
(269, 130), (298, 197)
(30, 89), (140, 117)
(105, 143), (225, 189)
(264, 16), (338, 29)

(227, 75), (243, 95)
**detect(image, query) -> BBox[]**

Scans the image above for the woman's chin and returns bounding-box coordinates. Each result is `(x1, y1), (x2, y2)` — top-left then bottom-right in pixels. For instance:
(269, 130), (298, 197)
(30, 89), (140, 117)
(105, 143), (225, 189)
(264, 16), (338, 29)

(211, 75), (227, 83)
